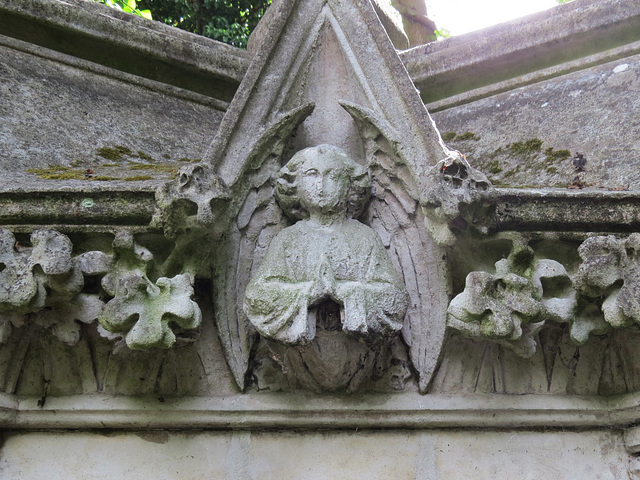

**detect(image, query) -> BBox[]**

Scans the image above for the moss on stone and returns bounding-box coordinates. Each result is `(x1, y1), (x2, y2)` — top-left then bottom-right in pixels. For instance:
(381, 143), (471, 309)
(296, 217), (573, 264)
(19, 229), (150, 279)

(26, 166), (87, 180)
(135, 151), (155, 162)
(441, 131), (457, 142)
(92, 176), (120, 181)
(508, 139), (543, 156)
(544, 147), (571, 162)
(546, 166), (558, 174)
(129, 163), (178, 174)
(177, 157), (201, 163)
(129, 163), (155, 170)
(502, 165), (521, 178)
(97, 145), (132, 161)
(487, 160), (503, 174)
(441, 131), (480, 142)
(123, 175), (155, 181)
(456, 131), (480, 141)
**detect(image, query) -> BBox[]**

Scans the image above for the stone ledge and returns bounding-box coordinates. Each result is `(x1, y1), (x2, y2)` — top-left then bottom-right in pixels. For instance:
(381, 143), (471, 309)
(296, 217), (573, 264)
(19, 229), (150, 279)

(0, 0), (250, 102)
(0, 189), (157, 229)
(2, 187), (640, 234)
(400, 0), (640, 105)
(1, 392), (636, 430)
(493, 188), (640, 233)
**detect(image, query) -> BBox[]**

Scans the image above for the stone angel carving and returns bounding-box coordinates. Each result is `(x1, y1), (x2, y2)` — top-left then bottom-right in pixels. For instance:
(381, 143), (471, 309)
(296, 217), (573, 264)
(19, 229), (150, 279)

(213, 104), (450, 394)
(243, 144), (409, 345)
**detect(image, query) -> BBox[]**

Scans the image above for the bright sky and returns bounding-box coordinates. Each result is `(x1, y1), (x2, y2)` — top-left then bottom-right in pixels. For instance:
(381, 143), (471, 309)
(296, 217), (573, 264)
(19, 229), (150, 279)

(426, 0), (561, 36)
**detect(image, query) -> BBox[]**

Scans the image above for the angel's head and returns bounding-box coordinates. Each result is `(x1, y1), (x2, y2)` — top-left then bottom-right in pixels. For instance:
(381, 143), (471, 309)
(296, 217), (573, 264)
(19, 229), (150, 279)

(276, 145), (371, 220)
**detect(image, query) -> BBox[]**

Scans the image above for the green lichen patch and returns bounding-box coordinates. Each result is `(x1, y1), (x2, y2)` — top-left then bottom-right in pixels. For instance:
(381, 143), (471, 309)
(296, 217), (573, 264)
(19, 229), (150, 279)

(456, 131), (480, 141)
(546, 166), (558, 174)
(177, 158), (201, 163)
(441, 132), (457, 142)
(97, 145), (132, 161)
(486, 160), (503, 175)
(544, 147), (571, 162)
(508, 139), (543, 156)
(26, 166), (87, 180)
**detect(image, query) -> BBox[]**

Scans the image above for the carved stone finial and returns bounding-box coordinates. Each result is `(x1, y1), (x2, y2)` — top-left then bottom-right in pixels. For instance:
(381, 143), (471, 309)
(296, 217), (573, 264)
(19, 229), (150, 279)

(421, 152), (495, 246)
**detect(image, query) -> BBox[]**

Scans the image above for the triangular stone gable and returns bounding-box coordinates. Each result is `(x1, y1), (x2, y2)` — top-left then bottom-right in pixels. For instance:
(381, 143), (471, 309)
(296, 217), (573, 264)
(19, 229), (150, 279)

(205, 0), (450, 186)
(201, 0), (455, 392)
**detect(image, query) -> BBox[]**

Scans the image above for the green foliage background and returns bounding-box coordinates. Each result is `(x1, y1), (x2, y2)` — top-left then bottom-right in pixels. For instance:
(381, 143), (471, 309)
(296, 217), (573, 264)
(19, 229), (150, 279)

(94, 0), (271, 48)
(140, 0), (271, 47)
(95, 0), (572, 49)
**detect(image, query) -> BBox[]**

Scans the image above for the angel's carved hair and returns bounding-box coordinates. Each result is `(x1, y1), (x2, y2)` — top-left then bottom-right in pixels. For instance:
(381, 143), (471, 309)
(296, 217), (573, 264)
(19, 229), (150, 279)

(275, 144), (371, 220)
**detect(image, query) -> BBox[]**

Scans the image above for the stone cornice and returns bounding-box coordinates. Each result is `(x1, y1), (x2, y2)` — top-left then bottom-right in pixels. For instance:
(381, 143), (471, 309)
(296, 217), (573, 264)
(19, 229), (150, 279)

(0, 0), (250, 103)
(400, 0), (640, 109)
(2, 187), (640, 234)
(1, 392), (638, 430)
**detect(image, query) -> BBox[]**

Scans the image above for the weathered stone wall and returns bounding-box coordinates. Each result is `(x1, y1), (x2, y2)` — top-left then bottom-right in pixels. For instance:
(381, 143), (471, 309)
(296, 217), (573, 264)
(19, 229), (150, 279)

(0, 429), (629, 479)
(403, 0), (640, 189)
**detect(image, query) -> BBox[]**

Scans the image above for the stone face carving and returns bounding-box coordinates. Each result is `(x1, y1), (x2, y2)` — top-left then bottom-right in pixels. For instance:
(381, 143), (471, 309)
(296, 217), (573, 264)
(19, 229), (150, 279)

(154, 162), (231, 242)
(244, 145), (409, 344)
(421, 153), (495, 246)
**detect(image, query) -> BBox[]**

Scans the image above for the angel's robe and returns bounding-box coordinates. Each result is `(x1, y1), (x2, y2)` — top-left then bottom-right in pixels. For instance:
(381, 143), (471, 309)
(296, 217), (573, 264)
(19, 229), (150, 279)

(243, 218), (409, 344)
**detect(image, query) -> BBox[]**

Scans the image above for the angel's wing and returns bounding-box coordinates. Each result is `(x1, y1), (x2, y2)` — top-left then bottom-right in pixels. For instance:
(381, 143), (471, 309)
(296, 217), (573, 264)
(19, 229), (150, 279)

(213, 104), (314, 390)
(342, 102), (451, 393)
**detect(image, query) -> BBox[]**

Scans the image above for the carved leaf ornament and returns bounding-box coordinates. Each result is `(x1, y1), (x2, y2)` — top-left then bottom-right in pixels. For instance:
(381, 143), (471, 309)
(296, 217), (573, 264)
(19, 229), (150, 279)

(0, 228), (202, 351)
(99, 232), (202, 350)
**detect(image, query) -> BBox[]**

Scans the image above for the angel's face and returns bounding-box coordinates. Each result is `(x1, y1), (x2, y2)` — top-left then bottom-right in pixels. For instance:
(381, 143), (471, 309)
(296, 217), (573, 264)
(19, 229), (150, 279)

(297, 154), (350, 215)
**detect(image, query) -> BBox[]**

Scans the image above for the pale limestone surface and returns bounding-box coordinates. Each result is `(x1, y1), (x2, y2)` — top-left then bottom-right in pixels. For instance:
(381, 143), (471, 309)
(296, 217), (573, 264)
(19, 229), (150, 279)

(0, 41), (223, 182)
(0, 429), (629, 479)
(432, 53), (640, 190)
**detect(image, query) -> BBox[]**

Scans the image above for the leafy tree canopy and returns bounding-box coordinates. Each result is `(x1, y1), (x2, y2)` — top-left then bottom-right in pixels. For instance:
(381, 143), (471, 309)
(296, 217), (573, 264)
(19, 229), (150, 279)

(95, 0), (272, 48)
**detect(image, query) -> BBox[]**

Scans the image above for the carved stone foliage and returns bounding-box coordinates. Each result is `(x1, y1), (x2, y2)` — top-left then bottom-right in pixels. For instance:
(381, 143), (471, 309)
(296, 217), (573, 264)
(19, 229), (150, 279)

(0, 229), (100, 345)
(447, 238), (573, 358)
(436, 233), (640, 396)
(0, 229), (200, 351)
(99, 232), (201, 350)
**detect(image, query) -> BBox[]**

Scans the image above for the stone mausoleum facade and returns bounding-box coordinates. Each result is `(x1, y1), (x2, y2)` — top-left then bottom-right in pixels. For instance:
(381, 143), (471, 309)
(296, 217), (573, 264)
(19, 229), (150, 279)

(1, 0), (640, 477)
